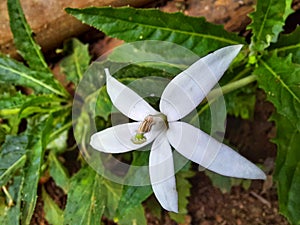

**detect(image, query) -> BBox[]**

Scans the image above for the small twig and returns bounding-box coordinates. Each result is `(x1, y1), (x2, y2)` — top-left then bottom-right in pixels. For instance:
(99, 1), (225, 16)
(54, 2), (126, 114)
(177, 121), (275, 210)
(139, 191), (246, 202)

(250, 191), (271, 208)
(1, 186), (14, 207)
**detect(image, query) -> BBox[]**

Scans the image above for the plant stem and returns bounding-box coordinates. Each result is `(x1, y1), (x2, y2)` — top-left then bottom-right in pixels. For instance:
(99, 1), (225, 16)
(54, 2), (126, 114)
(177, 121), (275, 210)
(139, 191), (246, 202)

(190, 74), (257, 124)
(206, 74), (257, 102)
(2, 186), (14, 207)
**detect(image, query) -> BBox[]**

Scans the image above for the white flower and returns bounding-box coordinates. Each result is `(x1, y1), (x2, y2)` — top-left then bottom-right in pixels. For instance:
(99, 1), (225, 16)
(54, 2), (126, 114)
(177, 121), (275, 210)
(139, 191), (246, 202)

(90, 45), (266, 213)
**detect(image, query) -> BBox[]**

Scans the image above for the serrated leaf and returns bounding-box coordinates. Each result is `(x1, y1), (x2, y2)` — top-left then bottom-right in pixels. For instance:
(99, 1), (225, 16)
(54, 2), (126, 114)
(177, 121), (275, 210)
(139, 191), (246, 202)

(255, 53), (300, 224)
(7, 0), (49, 72)
(117, 205), (147, 225)
(48, 152), (69, 193)
(21, 116), (52, 225)
(116, 151), (152, 219)
(66, 7), (243, 57)
(205, 170), (251, 193)
(102, 179), (123, 219)
(42, 187), (64, 225)
(0, 174), (24, 225)
(60, 38), (91, 85)
(108, 40), (197, 72)
(271, 26), (300, 64)
(0, 86), (28, 117)
(0, 56), (68, 97)
(272, 113), (300, 225)
(169, 169), (195, 223)
(255, 54), (300, 130)
(225, 85), (256, 119)
(19, 94), (65, 118)
(0, 135), (27, 186)
(64, 166), (105, 225)
(95, 86), (112, 120)
(0, 92), (29, 110)
(248, 0), (293, 52)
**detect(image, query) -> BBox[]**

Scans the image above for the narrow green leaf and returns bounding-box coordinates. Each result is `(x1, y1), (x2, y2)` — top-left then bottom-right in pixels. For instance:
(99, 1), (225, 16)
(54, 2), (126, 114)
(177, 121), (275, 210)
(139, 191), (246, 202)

(60, 38), (91, 85)
(7, 0), (49, 72)
(21, 116), (51, 225)
(66, 7), (243, 56)
(169, 169), (195, 223)
(248, 0), (293, 52)
(0, 174), (24, 225)
(19, 94), (65, 118)
(255, 54), (300, 130)
(42, 187), (64, 225)
(64, 166), (105, 225)
(0, 56), (68, 97)
(0, 135), (27, 186)
(48, 152), (69, 193)
(272, 113), (300, 225)
(271, 26), (300, 64)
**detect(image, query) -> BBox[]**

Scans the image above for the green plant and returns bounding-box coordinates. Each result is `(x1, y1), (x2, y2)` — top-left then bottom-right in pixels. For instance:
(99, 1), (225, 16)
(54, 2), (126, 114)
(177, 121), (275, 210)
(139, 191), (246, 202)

(0, 0), (299, 224)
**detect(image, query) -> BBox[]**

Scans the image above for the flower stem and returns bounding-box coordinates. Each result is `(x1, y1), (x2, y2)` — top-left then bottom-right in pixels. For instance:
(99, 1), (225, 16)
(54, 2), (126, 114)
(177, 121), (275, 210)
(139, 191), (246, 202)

(191, 74), (257, 124)
(205, 74), (257, 102)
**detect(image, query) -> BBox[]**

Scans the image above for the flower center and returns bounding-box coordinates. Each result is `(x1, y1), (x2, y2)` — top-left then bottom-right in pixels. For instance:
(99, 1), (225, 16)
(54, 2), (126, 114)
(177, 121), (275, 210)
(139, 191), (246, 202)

(131, 115), (154, 144)
(131, 114), (168, 144)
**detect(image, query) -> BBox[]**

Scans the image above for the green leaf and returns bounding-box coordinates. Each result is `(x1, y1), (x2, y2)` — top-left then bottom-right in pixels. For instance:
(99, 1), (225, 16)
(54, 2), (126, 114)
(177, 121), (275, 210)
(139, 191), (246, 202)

(66, 7), (243, 56)
(205, 170), (250, 193)
(7, 0), (49, 72)
(48, 152), (69, 193)
(116, 205), (147, 225)
(64, 166), (105, 225)
(95, 86), (112, 120)
(272, 113), (300, 225)
(271, 26), (300, 64)
(60, 38), (91, 85)
(248, 0), (293, 52)
(19, 94), (65, 118)
(0, 56), (68, 97)
(42, 187), (64, 225)
(116, 151), (152, 219)
(255, 54), (300, 130)
(255, 54), (300, 224)
(0, 86), (27, 117)
(102, 179), (123, 219)
(21, 116), (51, 225)
(107, 40), (197, 72)
(0, 135), (27, 186)
(169, 169), (195, 223)
(0, 174), (24, 225)
(225, 85), (256, 119)
(0, 92), (29, 110)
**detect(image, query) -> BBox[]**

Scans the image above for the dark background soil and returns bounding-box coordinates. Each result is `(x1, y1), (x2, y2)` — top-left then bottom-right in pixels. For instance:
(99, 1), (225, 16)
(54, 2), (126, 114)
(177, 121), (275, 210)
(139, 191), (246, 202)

(30, 0), (300, 224)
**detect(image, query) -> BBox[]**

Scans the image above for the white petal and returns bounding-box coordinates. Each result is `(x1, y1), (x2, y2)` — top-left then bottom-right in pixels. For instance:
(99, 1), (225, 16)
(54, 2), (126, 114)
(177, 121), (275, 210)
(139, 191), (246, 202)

(160, 45), (243, 121)
(90, 122), (161, 153)
(105, 68), (158, 121)
(149, 133), (178, 212)
(167, 122), (266, 179)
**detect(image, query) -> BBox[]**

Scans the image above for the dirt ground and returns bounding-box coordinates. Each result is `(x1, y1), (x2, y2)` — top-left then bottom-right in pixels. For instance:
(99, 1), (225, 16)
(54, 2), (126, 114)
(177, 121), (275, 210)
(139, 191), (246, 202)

(28, 0), (300, 224)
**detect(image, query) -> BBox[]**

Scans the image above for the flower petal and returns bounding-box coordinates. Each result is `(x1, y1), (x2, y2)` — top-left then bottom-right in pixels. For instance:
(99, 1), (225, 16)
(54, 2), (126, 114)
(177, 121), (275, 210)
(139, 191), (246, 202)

(167, 121), (266, 179)
(160, 45), (243, 121)
(90, 122), (161, 153)
(105, 68), (158, 121)
(149, 133), (178, 212)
